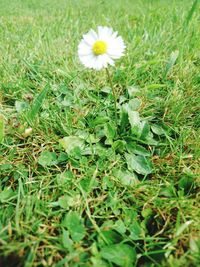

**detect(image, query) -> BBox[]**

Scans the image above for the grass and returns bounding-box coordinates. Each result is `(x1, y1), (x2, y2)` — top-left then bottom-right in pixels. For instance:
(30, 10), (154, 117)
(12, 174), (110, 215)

(0, 0), (200, 266)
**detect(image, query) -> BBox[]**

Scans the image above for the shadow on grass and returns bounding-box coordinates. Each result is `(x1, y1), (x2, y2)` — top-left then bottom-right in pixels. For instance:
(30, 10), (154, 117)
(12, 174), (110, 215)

(0, 254), (23, 267)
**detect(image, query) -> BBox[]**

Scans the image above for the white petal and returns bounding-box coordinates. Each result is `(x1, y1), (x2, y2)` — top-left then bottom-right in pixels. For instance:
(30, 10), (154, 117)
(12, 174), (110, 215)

(101, 54), (114, 67)
(83, 29), (98, 45)
(94, 56), (104, 70)
(79, 54), (97, 69)
(78, 40), (92, 56)
(107, 35), (126, 59)
(88, 29), (98, 41)
(97, 26), (113, 40)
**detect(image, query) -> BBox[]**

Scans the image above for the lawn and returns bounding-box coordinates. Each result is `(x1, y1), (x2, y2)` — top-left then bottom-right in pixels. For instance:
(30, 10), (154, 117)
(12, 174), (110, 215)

(0, 0), (200, 266)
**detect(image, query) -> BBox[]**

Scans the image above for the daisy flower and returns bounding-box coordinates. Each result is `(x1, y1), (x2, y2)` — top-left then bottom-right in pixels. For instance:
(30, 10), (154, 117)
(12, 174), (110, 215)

(78, 26), (126, 70)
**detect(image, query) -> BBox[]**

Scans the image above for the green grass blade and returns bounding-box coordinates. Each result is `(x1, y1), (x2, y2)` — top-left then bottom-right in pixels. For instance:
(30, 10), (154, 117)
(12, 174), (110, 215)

(0, 115), (4, 143)
(26, 85), (49, 123)
(184, 0), (198, 28)
(164, 50), (179, 77)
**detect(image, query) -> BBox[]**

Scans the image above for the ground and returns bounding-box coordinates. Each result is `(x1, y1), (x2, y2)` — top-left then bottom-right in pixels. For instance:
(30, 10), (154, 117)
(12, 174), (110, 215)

(0, 0), (200, 266)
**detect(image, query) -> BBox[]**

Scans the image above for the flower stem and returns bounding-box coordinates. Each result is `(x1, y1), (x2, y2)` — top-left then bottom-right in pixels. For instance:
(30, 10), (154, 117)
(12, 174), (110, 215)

(105, 68), (118, 125)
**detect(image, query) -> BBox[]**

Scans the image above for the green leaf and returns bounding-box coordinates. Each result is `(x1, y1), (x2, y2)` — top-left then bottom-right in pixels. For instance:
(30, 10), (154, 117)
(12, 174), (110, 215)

(125, 153), (153, 175)
(178, 175), (194, 194)
(128, 98), (141, 111)
(129, 221), (141, 240)
(91, 257), (108, 267)
(57, 152), (68, 162)
(159, 185), (176, 197)
(0, 115), (4, 143)
(0, 188), (16, 203)
(141, 208), (153, 218)
(127, 86), (140, 98)
(112, 140), (126, 153)
(190, 236), (200, 254)
(63, 211), (86, 242)
(114, 220), (126, 234)
(151, 124), (166, 136)
(104, 122), (116, 144)
(100, 230), (122, 245)
(120, 109), (129, 132)
(140, 122), (150, 140)
(58, 194), (80, 209)
(128, 110), (141, 133)
(27, 84), (49, 122)
(101, 86), (111, 94)
(115, 169), (139, 186)
(59, 136), (84, 154)
(58, 195), (72, 209)
(127, 143), (150, 156)
(38, 151), (57, 167)
(56, 171), (74, 185)
(15, 101), (28, 113)
(91, 116), (109, 127)
(62, 229), (73, 250)
(100, 244), (136, 267)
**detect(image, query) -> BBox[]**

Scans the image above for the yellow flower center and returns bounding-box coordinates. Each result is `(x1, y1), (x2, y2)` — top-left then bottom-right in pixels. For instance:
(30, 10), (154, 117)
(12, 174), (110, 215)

(92, 40), (107, 55)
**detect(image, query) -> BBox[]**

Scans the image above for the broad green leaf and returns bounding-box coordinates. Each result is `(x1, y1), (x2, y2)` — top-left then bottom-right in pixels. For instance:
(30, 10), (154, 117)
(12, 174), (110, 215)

(62, 229), (73, 250)
(38, 151), (57, 167)
(59, 136), (84, 154)
(115, 170), (139, 186)
(120, 109), (129, 131)
(125, 153), (153, 175)
(100, 244), (136, 267)
(87, 133), (100, 144)
(101, 86), (111, 94)
(127, 86), (140, 98)
(91, 257), (108, 267)
(57, 152), (68, 162)
(141, 208), (153, 218)
(129, 221), (141, 240)
(63, 211), (86, 242)
(112, 140), (126, 153)
(128, 110), (141, 133)
(159, 185), (176, 197)
(140, 122), (150, 140)
(0, 188), (16, 203)
(190, 236), (200, 253)
(128, 98), (141, 111)
(151, 125), (166, 136)
(127, 143), (150, 156)
(104, 122), (116, 144)
(58, 195), (73, 209)
(102, 176), (114, 189)
(91, 116), (109, 127)
(178, 175), (194, 194)
(114, 220), (126, 234)
(0, 115), (4, 143)
(100, 230), (122, 245)
(58, 194), (80, 209)
(60, 91), (74, 107)
(56, 171), (74, 185)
